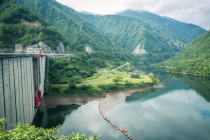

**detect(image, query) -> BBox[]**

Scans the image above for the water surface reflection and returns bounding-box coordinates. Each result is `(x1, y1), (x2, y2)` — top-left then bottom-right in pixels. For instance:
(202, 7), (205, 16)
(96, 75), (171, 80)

(34, 70), (210, 140)
(106, 88), (210, 140)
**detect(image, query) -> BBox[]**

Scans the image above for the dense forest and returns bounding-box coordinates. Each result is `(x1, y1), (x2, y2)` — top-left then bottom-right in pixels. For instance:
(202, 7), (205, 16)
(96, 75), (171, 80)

(0, 1), (70, 49)
(80, 14), (185, 63)
(159, 30), (210, 76)
(81, 15), (184, 52)
(49, 51), (138, 84)
(2, 0), (209, 78)
(117, 10), (207, 44)
(48, 51), (160, 95)
(12, 0), (118, 52)
(11, 0), (208, 65)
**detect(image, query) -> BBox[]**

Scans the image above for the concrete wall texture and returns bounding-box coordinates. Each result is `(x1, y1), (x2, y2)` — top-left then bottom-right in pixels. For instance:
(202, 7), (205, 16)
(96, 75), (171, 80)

(39, 56), (45, 96)
(0, 55), (46, 130)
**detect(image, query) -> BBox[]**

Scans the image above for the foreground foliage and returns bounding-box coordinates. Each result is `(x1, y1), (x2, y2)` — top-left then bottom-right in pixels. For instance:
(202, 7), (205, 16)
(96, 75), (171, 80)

(0, 118), (101, 140)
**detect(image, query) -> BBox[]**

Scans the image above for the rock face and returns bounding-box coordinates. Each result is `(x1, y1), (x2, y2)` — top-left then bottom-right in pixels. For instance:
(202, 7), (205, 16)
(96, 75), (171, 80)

(25, 41), (69, 54)
(25, 41), (53, 54)
(85, 46), (95, 53)
(132, 44), (147, 55)
(20, 19), (41, 26)
(56, 41), (66, 54)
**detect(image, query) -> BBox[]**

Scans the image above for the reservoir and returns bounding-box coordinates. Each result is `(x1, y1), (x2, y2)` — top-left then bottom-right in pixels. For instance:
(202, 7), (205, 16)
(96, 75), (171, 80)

(34, 66), (210, 140)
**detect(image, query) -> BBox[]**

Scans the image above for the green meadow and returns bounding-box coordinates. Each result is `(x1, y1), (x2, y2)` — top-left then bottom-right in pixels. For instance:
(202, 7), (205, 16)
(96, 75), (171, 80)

(80, 70), (152, 86)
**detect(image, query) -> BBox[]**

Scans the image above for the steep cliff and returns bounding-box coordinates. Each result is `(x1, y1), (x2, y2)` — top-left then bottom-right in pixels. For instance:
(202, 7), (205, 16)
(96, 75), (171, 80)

(132, 44), (147, 55)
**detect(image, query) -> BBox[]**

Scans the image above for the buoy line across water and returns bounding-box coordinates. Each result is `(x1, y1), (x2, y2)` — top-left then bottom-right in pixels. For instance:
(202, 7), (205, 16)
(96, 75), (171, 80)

(98, 93), (136, 140)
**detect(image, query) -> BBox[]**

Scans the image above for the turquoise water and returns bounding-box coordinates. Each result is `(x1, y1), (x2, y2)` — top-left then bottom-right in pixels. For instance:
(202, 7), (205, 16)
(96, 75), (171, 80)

(34, 68), (210, 140)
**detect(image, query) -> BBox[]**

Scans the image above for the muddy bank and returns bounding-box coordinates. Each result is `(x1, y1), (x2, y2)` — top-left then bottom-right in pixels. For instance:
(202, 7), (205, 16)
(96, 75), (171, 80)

(40, 95), (101, 108)
(100, 87), (157, 115)
(41, 85), (162, 110)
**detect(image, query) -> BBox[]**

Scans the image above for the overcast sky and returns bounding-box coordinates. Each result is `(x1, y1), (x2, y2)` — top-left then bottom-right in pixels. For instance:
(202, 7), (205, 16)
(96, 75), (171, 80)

(56, 0), (210, 30)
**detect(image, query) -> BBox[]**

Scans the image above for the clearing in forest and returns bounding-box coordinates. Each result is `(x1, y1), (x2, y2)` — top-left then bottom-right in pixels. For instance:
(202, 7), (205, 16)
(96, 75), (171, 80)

(81, 71), (151, 86)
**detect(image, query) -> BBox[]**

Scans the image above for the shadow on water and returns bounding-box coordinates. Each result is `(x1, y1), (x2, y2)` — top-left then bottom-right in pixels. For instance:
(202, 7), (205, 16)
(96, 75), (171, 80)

(33, 94), (101, 128)
(33, 104), (80, 128)
(172, 74), (210, 102)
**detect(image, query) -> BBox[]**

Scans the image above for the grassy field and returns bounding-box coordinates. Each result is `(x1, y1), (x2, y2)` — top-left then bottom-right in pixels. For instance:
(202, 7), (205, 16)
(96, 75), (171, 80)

(80, 70), (151, 86)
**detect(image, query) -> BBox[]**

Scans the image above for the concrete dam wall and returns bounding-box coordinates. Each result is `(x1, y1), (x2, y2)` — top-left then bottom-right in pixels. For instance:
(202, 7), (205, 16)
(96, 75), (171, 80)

(0, 54), (47, 130)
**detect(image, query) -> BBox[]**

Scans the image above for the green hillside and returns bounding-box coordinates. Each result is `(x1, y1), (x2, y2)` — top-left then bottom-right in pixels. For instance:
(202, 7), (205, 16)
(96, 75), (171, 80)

(117, 10), (207, 44)
(13, 0), (117, 52)
(159, 30), (210, 76)
(0, 1), (69, 49)
(80, 14), (185, 62)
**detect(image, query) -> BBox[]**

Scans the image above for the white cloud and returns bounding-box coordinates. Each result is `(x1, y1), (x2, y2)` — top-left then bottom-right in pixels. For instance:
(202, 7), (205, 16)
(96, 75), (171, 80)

(56, 0), (127, 15)
(56, 0), (210, 29)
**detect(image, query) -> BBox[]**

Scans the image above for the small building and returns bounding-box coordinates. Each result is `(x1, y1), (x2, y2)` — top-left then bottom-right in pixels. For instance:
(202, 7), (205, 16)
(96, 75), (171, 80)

(15, 44), (23, 54)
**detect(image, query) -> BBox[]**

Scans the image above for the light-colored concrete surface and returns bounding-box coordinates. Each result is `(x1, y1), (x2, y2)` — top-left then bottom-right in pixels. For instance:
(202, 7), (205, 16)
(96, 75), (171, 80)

(0, 55), (46, 129)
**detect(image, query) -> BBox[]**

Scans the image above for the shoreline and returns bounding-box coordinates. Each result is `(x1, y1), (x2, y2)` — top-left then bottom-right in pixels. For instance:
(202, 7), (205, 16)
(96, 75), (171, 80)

(41, 85), (162, 109)
(100, 85), (162, 115)
(156, 65), (209, 77)
(39, 95), (101, 109)
(169, 71), (209, 77)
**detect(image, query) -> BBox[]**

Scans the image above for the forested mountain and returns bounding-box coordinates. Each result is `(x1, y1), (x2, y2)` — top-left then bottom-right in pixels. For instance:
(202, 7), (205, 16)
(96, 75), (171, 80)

(8, 0), (209, 66)
(159, 30), (210, 76)
(0, 1), (140, 85)
(49, 51), (137, 84)
(12, 0), (117, 52)
(0, 1), (70, 49)
(80, 14), (185, 62)
(117, 10), (207, 44)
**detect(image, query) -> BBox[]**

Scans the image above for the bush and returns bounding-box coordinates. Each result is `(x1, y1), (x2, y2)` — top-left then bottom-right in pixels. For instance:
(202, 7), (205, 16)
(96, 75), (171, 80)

(0, 118), (101, 140)
(131, 73), (141, 79)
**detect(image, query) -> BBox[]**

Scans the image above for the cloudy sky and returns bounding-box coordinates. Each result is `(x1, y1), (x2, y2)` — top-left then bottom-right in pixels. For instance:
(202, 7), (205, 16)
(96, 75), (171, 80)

(56, 0), (210, 30)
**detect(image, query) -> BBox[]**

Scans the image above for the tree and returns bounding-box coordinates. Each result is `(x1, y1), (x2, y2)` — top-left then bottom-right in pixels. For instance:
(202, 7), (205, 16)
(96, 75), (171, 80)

(148, 73), (160, 84)
(124, 80), (132, 85)
(131, 73), (141, 78)
(113, 78), (120, 84)
(113, 77), (123, 84)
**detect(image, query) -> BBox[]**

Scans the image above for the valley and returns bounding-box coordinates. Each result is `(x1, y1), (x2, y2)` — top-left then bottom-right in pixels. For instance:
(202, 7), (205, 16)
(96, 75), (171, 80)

(0, 0), (210, 140)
